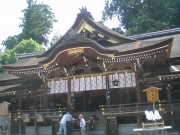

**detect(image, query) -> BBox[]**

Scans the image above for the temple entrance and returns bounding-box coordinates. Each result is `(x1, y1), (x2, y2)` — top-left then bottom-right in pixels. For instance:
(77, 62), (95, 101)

(110, 88), (137, 105)
(74, 90), (106, 112)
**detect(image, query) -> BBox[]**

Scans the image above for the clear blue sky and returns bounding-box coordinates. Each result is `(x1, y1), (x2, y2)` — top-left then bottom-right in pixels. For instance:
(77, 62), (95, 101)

(0, 0), (119, 48)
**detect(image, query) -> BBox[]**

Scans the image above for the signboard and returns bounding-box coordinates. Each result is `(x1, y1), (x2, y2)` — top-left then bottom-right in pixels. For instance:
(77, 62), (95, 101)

(143, 86), (161, 102)
(0, 102), (10, 115)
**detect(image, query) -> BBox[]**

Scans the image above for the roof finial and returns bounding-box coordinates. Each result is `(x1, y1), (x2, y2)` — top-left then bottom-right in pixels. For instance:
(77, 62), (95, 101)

(78, 6), (94, 20)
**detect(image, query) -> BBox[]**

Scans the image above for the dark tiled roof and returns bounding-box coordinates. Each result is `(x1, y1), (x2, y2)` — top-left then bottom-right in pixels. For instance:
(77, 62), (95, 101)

(18, 52), (44, 59)
(90, 18), (135, 41)
(106, 38), (171, 52)
(40, 36), (117, 64)
(143, 34), (180, 58)
(0, 80), (41, 93)
(0, 84), (20, 92)
(5, 57), (46, 67)
(55, 34), (115, 51)
(129, 28), (180, 40)
(39, 14), (136, 58)
(156, 66), (175, 73)
(0, 72), (19, 81)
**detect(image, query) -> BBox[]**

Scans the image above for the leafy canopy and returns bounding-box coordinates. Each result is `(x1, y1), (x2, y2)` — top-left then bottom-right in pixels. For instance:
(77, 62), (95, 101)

(1, 35), (21, 50)
(20, 0), (57, 46)
(102, 0), (180, 36)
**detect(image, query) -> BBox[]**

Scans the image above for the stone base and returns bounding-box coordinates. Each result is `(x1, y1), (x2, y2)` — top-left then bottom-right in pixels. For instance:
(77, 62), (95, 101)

(118, 123), (138, 135)
(25, 126), (52, 135)
(71, 130), (106, 135)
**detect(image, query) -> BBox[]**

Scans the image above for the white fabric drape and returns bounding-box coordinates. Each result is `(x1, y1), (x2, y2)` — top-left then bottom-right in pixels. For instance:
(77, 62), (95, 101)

(145, 110), (161, 121)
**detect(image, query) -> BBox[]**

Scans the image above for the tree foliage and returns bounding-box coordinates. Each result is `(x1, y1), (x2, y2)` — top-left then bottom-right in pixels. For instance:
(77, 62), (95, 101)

(112, 27), (125, 34)
(1, 35), (21, 50)
(102, 0), (180, 36)
(20, 0), (57, 46)
(0, 39), (45, 74)
(14, 38), (45, 54)
(0, 0), (56, 74)
(49, 30), (61, 47)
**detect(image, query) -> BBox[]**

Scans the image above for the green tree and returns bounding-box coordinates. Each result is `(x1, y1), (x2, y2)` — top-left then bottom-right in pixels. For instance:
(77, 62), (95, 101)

(112, 27), (125, 34)
(166, 0), (180, 28)
(102, 0), (180, 36)
(20, 0), (57, 46)
(0, 39), (45, 74)
(126, 13), (166, 36)
(13, 38), (45, 54)
(49, 30), (61, 47)
(1, 35), (21, 50)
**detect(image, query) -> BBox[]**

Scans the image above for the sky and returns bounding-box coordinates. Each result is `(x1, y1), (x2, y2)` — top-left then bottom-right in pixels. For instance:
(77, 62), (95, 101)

(0, 0), (119, 48)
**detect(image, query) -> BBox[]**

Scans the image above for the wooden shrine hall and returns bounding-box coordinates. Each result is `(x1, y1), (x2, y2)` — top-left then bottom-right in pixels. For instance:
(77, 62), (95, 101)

(0, 9), (180, 135)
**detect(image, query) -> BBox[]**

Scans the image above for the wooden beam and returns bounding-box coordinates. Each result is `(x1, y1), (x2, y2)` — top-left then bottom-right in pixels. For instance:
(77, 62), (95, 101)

(18, 95), (22, 135)
(135, 71), (141, 103)
(62, 93), (66, 108)
(137, 114), (141, 128)
(34, 119), (37, 135)
(40, 92), (42, 109)
(19, 95), (22, 110)
(127, 88), (131, 103)
(43, 91), (48, 109)
(166, 83), (172, 103)
(26, 94), (29, 109)
(106, 75), (110, 105)
(34, 92), (37, 109)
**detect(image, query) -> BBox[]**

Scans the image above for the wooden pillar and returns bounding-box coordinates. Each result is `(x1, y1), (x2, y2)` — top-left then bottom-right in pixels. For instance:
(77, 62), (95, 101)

(119, 89), (122, 104)
(43, 91), (48, 109)
(112, 89), (115, 104)
(167, 88), (172, 103)
(135, 71), (141, 103)
(136, 80), (141, 103)
(43, 81), (48, 109)
(128, 88), (132, 103)
(83, 92), (86, 111)
(26, 94), (30, 109)
(34, 92), (37, 109)
(67, 79), (72, 112)
(137, 114), (140, 128)
(18, 94), (22, 112)
(106, 75), (110, 105)
(62, 93), (66, 108)
(171, 112), (174, 131)
(34, 119), (37, 135)
(18, 95), (22, 135)
(116, 89), (120, 104)
(40, 92), (42, 109)
(126, 88), (131, 103)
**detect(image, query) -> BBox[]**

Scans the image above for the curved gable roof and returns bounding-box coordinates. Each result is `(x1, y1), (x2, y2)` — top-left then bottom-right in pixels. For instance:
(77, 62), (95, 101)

(39, 13), (136, 58)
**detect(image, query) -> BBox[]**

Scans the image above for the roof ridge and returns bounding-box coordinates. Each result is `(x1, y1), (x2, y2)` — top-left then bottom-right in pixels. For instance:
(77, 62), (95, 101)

(17, 52), (44, 59)
(129, 28), (180, 40)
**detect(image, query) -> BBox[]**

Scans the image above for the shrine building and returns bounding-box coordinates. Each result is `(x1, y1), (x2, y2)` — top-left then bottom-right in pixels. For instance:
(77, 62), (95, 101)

(0, 9), (180, 135)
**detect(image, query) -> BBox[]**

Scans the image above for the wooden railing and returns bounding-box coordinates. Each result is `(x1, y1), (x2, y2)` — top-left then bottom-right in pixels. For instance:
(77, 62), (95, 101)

(9, 100), (180, 116)
(10, 108), (61, 118)
(103, 100), (180, 115)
